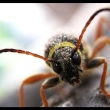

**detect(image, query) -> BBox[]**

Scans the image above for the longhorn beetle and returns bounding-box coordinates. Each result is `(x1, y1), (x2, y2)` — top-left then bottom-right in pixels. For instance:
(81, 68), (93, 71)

(0, 8), (110, 107)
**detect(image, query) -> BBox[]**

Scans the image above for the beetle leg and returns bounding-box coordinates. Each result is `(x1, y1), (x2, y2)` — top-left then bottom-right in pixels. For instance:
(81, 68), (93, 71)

(89, 36), (110, 61)
(40, 76), (61, 107)
(94, 17), (110, 41)
(20, 73), (54, 107)
(84, 57), (110, 99)
(89, 17), (110, 60)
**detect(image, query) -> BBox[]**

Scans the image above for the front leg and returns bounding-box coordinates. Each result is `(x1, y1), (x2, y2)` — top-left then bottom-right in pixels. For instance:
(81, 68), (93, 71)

(41, 76), (61, 107)
(84, 57), (110, 99)
(20, 73), (54, 107)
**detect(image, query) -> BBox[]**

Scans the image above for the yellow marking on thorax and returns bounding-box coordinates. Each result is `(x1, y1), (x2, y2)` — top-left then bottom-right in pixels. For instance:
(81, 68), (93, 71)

(49, 41), (75, 58)
(48, 41), (82, 69)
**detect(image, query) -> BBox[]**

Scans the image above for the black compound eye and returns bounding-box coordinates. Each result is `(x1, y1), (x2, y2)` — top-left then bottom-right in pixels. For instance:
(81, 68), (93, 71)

(52, 62), (62, 73)
(71, 52), (81, 65)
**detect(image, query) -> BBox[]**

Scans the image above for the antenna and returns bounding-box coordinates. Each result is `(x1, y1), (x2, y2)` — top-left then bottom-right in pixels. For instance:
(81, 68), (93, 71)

(75, 8), (110, 51)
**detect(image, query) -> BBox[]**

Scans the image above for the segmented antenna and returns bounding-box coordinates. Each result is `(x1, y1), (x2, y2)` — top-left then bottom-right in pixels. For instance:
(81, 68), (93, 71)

(75, 8), (110, 51)
(0, 8), (110, 62)
(0, 48), (49, 61)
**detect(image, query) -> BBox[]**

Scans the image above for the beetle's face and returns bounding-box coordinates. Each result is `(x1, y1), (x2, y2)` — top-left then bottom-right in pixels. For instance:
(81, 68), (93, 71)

(51, 47), (83, 85)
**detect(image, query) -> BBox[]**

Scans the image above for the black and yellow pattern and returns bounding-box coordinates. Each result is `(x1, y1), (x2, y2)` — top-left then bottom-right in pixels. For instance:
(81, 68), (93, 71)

(44, 33), (90, 85)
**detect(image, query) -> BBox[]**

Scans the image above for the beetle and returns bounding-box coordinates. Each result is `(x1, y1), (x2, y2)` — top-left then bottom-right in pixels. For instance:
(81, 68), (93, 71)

(0, 8), (110, 107)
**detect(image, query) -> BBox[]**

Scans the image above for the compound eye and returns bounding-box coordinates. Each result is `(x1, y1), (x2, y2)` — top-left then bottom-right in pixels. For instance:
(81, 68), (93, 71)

(71, 52), (81, 65)
(52, 62), (62, 73)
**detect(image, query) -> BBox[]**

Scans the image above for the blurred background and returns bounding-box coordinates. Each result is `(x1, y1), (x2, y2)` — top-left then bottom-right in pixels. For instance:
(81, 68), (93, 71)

(0, 3), (110, 107)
